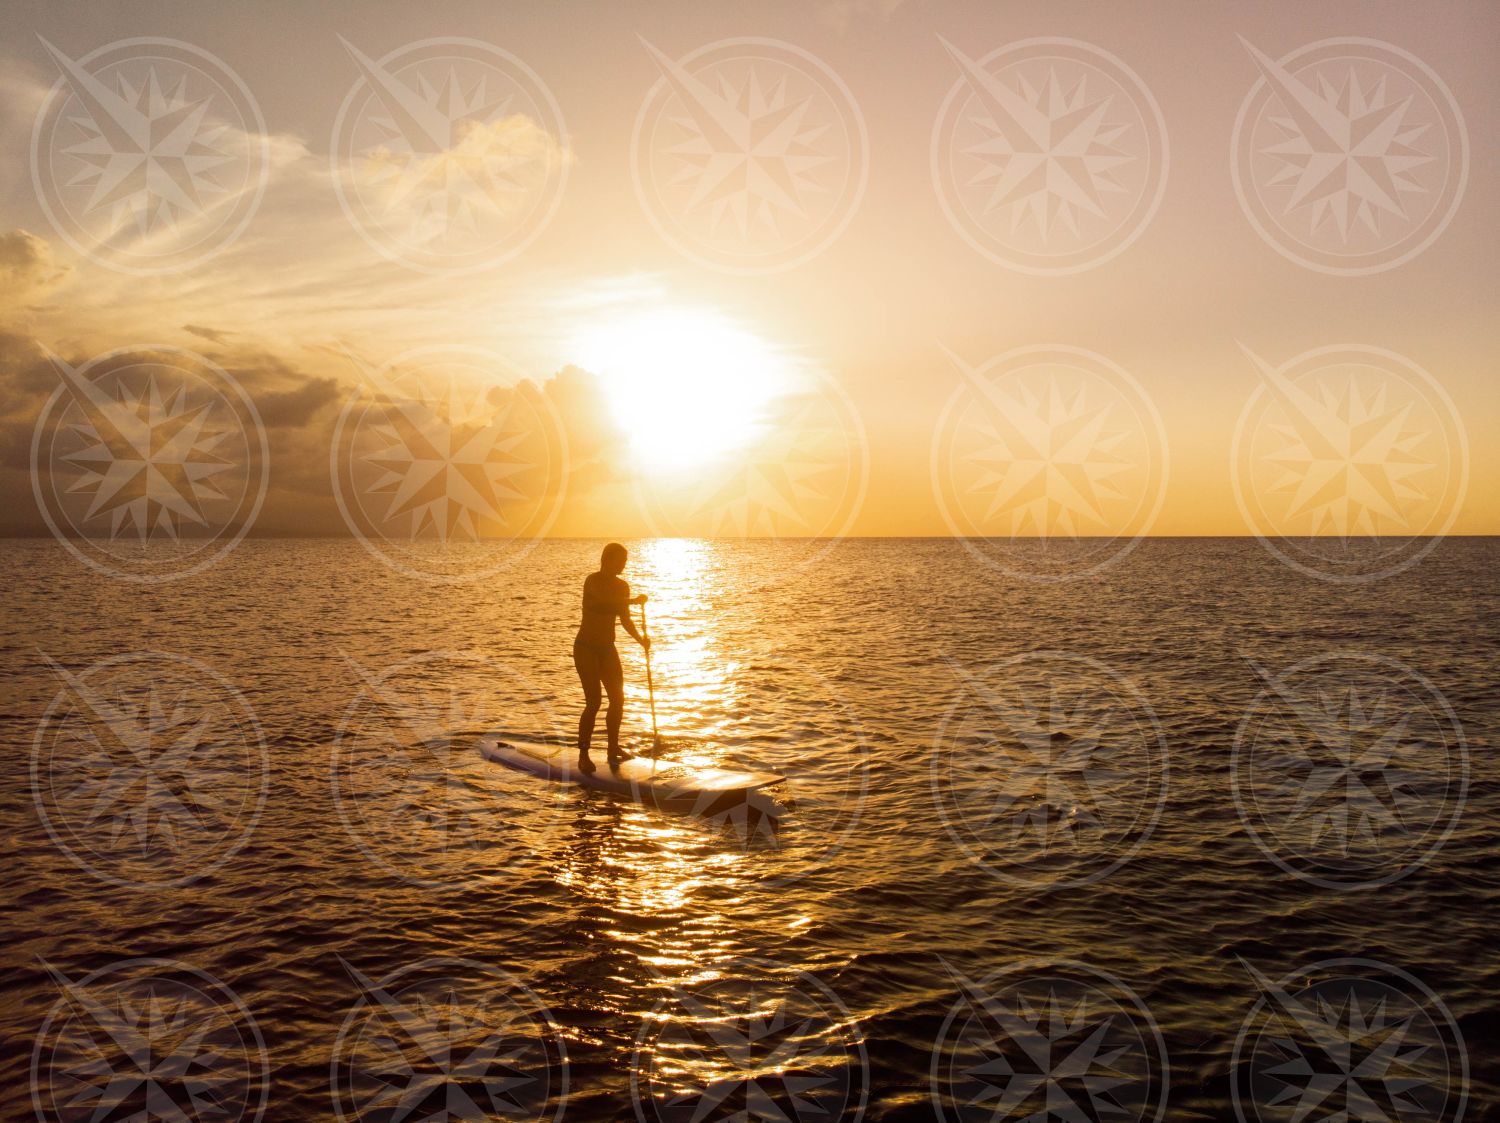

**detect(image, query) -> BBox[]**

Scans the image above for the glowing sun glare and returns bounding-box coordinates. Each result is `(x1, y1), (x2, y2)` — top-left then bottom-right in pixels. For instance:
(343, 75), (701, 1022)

(574, 307), (791, 469)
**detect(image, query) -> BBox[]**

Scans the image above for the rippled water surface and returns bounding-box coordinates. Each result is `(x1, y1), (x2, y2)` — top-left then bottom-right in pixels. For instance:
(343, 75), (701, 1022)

(2, 538), (1497, 1121)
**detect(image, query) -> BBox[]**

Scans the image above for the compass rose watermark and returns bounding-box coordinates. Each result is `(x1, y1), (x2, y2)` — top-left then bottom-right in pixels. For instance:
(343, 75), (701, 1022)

(631, 37), (869, 273)
(1231, 652), (1468, 891)
(330, 650), (570, 887)
(1232, 958), (1467, 1123)
(1231, 38), (1469, 275)
(31, 957), (269, 1123)
(932, 652), (1169, 888)
(1230, 344), (1468, 582)
(682, 655), (870, 890)
(330, 345), (568, 584)
(330, 37), (569, 274)
(30, 37), (270, 275)
(633, 367), (868, 573)
(631, 957), (868, 1123)
(30, 651), (269, 890)
(931, 345), (1169, 582)
(931, 37), (1169, 274)
(331, 957), (568, 1123)
(30, 345), (270, 583)
(930, 959), (1169, 1123)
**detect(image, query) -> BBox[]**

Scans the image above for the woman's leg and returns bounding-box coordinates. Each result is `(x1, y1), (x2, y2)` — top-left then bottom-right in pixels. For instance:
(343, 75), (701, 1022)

(601, 645), (625, 760)
(573, 642), (602, 769)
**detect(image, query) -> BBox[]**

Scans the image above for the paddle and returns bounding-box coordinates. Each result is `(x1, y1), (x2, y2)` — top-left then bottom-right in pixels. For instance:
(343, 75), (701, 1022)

(640, 600), (663, 767)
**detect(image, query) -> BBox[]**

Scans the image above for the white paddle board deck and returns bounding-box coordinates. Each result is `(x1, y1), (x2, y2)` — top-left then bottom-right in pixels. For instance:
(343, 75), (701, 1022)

(478, 736), (787, 819)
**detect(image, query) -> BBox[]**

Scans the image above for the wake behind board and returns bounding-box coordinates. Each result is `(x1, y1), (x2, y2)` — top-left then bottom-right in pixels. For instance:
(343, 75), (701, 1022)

(478, 736), (788, 820)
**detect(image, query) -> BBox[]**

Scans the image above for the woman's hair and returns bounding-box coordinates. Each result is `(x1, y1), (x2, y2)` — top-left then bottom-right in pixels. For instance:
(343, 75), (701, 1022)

(600, 542), (628, 572)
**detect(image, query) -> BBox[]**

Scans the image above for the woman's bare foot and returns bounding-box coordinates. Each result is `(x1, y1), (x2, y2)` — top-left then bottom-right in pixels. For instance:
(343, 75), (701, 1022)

(576, 753), (596, 774)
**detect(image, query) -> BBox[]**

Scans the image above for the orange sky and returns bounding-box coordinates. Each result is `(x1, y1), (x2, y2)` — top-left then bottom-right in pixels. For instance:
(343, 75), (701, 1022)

(1, 0), (1495, 543)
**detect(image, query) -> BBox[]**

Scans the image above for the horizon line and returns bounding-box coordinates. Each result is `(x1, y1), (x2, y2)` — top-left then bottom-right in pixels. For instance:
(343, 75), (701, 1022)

(3, 533), (1497, 542)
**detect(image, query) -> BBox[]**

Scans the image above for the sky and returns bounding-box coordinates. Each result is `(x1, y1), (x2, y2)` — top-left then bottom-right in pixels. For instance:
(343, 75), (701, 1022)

(1, 0), (1496, 548)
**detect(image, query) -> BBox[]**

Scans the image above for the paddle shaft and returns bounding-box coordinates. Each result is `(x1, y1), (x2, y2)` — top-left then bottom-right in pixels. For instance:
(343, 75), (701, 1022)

(641, 602), (660, 754)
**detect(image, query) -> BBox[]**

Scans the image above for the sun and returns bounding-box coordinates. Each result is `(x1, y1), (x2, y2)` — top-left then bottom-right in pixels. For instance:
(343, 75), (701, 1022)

(573, 306), (791, 469)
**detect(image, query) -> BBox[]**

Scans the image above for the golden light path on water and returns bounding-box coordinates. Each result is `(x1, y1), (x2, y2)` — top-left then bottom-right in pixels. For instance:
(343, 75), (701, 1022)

(542, 539), (839, 1104)
(550, 537), (801, 942)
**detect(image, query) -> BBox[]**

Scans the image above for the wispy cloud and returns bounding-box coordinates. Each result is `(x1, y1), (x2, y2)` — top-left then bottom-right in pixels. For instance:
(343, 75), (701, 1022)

(818, 0), (911, 34)
(0, 228), (70, 305)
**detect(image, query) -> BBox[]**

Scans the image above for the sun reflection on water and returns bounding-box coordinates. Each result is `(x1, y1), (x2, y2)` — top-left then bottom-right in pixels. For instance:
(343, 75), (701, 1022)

(547, 803), (749, 998)
(627, 538), (740, 749)
(553, 809), (747, 916)
(540, 535), (830, 1073)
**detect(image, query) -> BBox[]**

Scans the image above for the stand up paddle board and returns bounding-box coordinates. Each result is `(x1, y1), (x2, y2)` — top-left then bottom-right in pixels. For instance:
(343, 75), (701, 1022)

(478, 735), (788, 820)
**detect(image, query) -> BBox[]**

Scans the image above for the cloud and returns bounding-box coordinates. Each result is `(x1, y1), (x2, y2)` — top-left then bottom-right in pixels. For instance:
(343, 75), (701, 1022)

(0, 229), (69, 305)
(542, 364), (626, 492)
(0, 45), (620, 538)
(19, 36), (309, 271)
(183, 324), (234, 344)
(0, 318), (632, 537)
(356, 112), (572, 224)
(0, 54), (576, 368)
(255, 376), (341, 428)
(818, 0), (911, 34)
(0, 330), (53, 475)
(0, 335), (349, 530)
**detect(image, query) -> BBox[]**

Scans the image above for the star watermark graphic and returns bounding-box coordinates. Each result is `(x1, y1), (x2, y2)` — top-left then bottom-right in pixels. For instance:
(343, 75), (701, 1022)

(632, 959), (867, 1123)
(683, 406), (846, 536)
(632, 37), (867, 272)
(31, 958), (269, 1123)
(1231, 38), (1468, 274)
(635, 373), (867, 570)
(1232, 959), (1467, 1123)
(50, 353), (234, 537)
(702, 657), (867, 892)
(1231, 652), (1468, 890)
(950, 664), (1120, 850)
(330, 346), (567, 583)
(331, 650), (567, 886)
(331, 37), (569, 273)
(1230, 344), (1468, 582)
(30, 36), (270, 274)
(932, 653), (1168, 888)
(358, 375), (533, 540)
(931, 960), (1168, 1123)
(931, 345), (1168, 581)
(30, 651), (268, 889)
(30, 345), (269, 582)
(932, 37), (1168, 273)
(332, 958), (567, 1123)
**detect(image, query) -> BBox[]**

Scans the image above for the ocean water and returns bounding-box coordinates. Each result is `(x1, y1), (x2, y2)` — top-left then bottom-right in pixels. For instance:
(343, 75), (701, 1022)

(1, 537), (1496, 1122)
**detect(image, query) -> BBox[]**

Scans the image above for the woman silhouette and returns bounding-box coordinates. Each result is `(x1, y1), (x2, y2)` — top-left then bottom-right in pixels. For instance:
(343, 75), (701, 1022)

(573, 542), (648, 773)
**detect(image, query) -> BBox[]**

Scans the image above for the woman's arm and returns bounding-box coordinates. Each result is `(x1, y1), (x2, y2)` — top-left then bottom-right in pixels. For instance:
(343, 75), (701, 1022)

(617, 582), (649, 647)
(619, 613), (647, 646)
